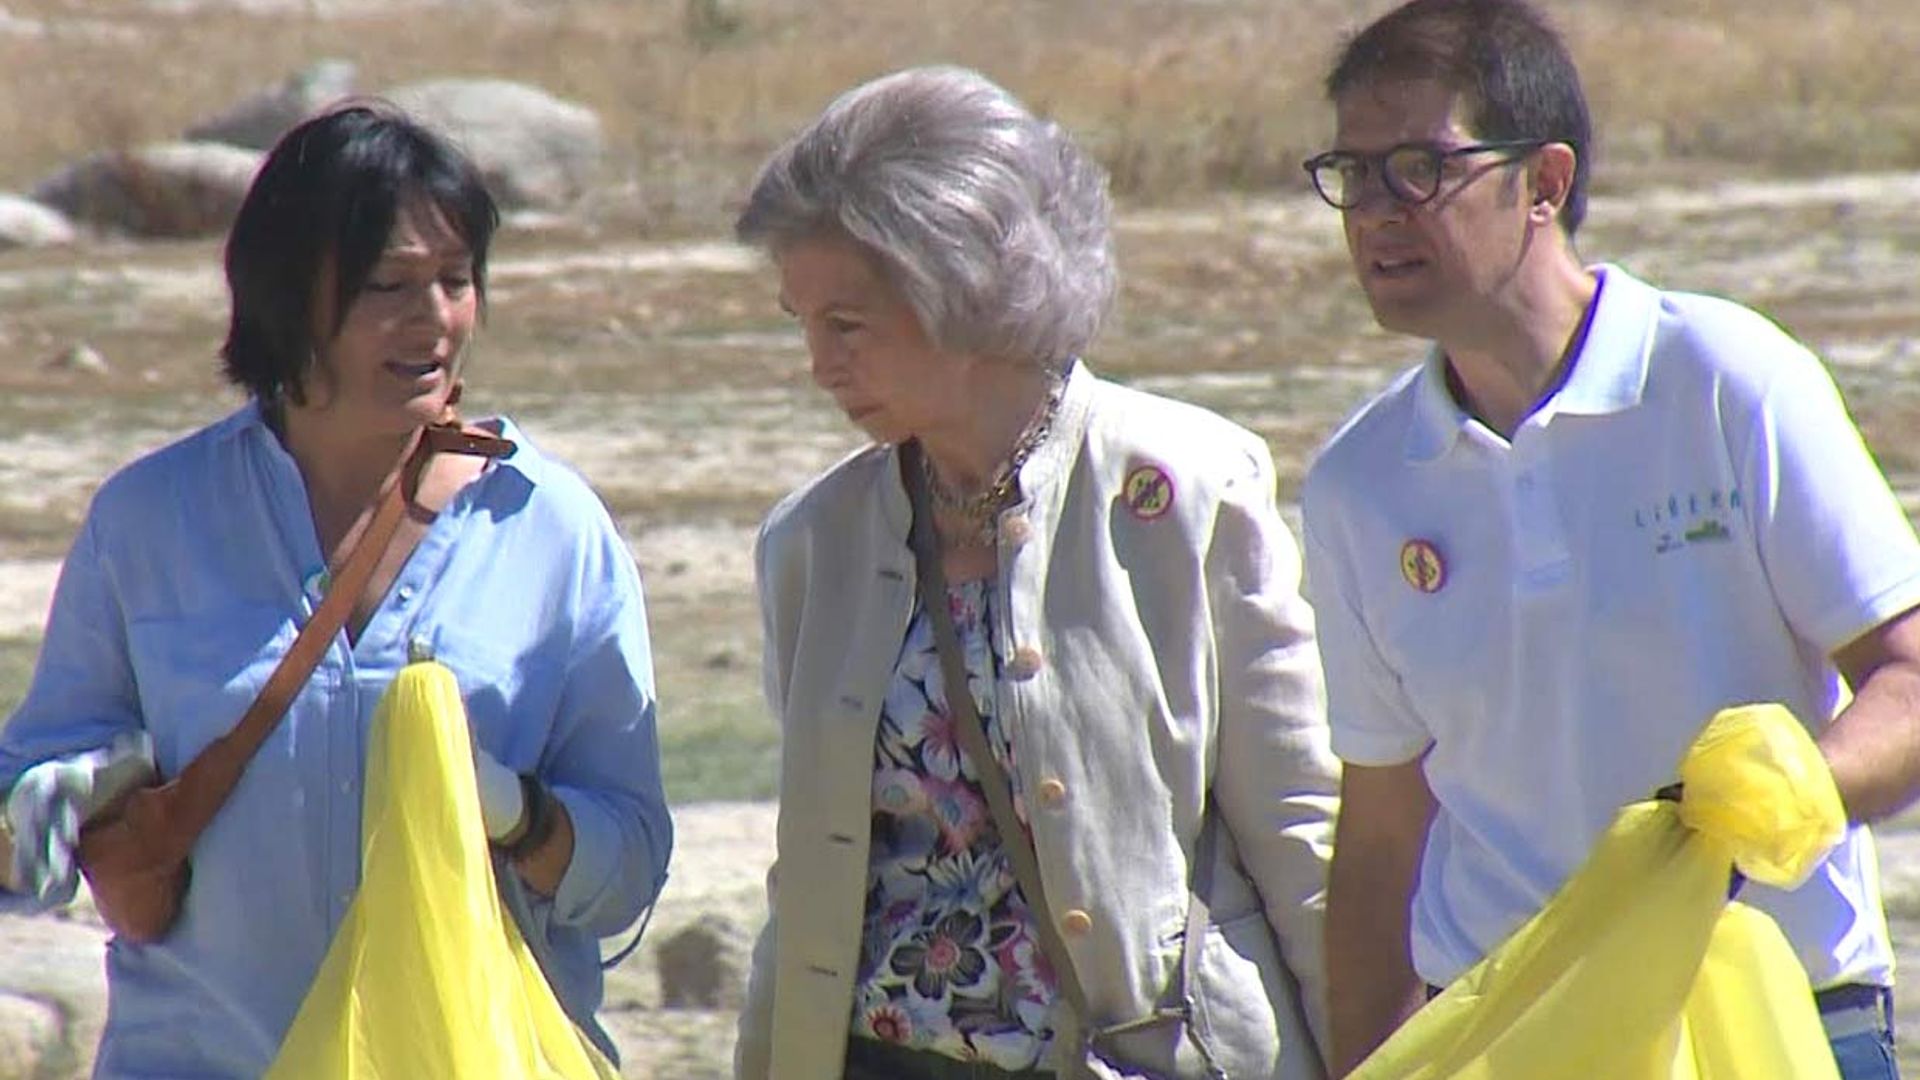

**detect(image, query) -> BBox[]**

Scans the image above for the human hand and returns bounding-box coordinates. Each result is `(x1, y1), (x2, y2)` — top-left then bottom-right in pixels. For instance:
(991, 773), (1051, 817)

(1653, 782), (1758, 901)
(473, 746), (527, 842)
(3, 732), (155, 904)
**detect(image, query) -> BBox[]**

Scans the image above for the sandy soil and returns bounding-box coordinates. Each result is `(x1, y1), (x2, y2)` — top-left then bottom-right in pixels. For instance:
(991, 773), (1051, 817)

(2, 169), (1920, 1075)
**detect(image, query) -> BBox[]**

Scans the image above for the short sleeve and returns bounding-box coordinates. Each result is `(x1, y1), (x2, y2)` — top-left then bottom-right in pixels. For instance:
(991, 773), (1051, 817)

(1302, 508), (1433, 767)
(1741, 352), (1920, 653)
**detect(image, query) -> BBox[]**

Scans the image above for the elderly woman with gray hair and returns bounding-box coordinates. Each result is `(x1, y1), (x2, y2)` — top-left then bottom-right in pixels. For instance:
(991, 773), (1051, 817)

(732, 65), (1337, 1080)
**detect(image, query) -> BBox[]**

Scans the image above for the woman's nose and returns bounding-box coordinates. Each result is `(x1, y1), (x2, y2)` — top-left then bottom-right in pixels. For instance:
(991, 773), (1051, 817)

(805, 326), (843, 387)
(410, 282), (456, 329)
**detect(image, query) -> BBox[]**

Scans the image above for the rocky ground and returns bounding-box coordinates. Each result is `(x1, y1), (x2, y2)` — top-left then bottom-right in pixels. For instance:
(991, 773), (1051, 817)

(2, 169), (1920, 1075)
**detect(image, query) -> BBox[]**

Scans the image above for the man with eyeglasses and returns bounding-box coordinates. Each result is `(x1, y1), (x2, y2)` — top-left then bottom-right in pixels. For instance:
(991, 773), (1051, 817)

(1297, 0), (1920, 1077)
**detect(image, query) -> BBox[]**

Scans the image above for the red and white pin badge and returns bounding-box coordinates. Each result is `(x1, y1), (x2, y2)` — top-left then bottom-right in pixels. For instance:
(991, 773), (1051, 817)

(1123, 464), (1175, 521)
(1400, 538), (1446, 594)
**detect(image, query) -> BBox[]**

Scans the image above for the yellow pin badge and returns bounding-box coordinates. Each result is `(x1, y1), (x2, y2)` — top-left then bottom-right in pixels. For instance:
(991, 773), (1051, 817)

(1123, 463), (1175, 521)
(1400, 538), (1446, 594)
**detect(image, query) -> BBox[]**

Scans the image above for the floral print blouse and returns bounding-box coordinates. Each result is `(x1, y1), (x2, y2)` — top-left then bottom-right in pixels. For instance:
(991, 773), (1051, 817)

(848, 580), (1059, 1068)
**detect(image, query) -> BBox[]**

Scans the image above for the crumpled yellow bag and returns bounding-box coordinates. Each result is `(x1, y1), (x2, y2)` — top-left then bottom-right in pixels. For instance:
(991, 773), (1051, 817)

(266, 661), (620, 1079)
(1352, 703), (1847, 1080)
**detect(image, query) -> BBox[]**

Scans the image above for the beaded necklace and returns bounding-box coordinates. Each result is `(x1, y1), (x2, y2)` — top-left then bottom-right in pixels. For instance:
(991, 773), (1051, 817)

(921, 379), (1064, 548)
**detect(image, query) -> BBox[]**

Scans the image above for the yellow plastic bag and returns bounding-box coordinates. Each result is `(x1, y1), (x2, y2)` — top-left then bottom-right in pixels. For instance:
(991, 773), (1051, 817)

(1351, 703), (1845, 1080)
(266, 662), (620, 1079)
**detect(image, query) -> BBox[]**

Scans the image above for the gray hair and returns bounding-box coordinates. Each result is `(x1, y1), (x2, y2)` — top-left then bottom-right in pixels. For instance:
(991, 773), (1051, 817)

(735, 65), (1116, 370)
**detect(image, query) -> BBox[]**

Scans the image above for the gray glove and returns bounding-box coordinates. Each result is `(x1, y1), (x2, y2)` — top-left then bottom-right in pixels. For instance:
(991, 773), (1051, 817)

(2, 732), (156, 905)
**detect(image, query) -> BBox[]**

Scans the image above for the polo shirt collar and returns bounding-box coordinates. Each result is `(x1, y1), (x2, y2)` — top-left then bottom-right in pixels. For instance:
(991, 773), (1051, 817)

(1551, 263), (1656, 418)
(1405, 345), (1465, 463)
(1403, 263), (1657, 463)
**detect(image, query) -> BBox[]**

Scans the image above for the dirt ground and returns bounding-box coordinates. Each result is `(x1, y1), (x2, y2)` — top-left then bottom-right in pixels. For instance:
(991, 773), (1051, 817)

(2, 169), (1920, 1075)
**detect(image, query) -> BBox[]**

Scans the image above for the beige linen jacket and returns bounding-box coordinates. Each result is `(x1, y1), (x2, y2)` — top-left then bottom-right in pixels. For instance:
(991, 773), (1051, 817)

(735, 365), (1337, 1079)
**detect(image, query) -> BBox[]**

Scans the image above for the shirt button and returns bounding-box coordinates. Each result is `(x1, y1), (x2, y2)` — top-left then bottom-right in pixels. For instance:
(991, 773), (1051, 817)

(397, 583), (416, 604)
(1037, 778), (1068, 807)
(1001, 515), (1034, 548)
(339, 779), (353, 795)
(1007, 646), (1044, 681)
(1060, 909), (1093, 937)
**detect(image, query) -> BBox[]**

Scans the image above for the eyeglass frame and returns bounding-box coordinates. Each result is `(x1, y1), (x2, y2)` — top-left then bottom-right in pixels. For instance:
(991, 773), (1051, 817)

(1301, 139), (1549, 210)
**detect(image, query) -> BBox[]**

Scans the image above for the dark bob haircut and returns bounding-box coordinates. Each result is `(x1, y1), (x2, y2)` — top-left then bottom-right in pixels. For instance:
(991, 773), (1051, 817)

(1325, 0), (1593, 235)
(220, 102), (499, 405)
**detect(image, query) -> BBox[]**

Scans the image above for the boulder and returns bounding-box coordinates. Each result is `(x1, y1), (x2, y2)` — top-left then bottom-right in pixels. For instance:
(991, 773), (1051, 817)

(0, 911), (109, 1078)
(0, 992), (65, 1077)
(654, 912), (750, 1011)
(184, 58), (358, 150)
(44, 343), (109, 376)
(0, 193), (76, 249)
(31, 142), (262, 238)
(386, 78), (604, 210)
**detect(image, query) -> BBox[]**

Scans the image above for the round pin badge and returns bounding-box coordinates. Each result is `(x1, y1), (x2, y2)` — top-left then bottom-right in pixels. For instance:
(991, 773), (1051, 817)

(1123, 464), (1175, 521)
(1399, 538), (1446, 594)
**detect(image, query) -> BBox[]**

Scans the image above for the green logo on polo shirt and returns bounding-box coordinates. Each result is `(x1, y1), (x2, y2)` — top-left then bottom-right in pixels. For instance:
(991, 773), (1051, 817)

(1683, 519), (1730, 543)
(1635, 487), (1740, 554)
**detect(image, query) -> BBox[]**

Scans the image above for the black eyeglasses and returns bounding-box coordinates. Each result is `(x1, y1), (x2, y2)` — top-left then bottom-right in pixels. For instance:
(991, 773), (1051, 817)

(1302, 139), (1546, 210)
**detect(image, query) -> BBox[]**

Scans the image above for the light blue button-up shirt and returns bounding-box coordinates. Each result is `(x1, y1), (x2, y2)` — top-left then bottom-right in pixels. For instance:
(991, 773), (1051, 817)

(0, 404), (672, 1076)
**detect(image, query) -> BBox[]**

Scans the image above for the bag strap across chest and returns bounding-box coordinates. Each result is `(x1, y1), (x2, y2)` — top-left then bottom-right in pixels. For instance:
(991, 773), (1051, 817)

(900, 440), (1222, 1077)
(155, 421), (512, 860)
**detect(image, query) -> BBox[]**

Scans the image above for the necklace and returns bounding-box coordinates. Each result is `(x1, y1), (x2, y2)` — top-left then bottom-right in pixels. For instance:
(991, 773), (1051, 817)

(922, 379), (1064, 548)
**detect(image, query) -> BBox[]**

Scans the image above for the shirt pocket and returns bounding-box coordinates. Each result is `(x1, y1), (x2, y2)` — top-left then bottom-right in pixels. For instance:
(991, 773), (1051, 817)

(126, 605), (299, 776)
(416, 624), (533, 767)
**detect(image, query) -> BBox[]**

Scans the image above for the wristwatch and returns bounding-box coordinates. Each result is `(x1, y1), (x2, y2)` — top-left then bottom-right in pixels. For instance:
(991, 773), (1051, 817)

(497, 774), (558, 862)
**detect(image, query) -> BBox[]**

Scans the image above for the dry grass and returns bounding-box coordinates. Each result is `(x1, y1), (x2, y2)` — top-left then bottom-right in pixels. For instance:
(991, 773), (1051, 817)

(4, 0), (1919, 232)
(4, 5), (1920, 1073)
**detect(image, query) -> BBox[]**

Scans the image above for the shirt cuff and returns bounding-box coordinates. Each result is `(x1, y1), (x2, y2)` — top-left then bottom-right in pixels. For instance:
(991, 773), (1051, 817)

(1330, 724), (1430, 768)
(548, 785), (617, 926)
(1810, 567), (1920, 656)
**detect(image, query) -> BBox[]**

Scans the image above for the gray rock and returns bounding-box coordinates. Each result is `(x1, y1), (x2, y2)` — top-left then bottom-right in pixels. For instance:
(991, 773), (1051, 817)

(654, 912), (749, 1011)
(44, 343), (108, 376)
(386, 78), (604, 210)
(184, 59), (358, 151)
(31, 142), (263, 238)
(0, 912), (110, 1078)
(0, 194), (76, 249)
(0, 992), (64, 1077)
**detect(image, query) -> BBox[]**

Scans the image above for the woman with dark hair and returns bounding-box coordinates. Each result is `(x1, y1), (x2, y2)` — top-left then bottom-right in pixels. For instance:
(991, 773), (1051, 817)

(0, 103), (671, 1074)
(733, 66), (1337, 1079)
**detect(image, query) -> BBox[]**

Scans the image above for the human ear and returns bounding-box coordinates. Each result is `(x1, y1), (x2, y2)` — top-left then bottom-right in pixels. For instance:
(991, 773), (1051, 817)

(1526, 143), (1578, 225)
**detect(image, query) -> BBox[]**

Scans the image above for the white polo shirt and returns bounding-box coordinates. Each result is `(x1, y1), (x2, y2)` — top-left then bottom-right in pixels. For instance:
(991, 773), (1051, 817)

(1302, 263), (1920, 990)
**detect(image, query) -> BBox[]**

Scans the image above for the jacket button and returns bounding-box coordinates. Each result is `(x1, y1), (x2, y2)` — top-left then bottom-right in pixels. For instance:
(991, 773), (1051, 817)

(1007, 646), (1044, 680)
(1060, 909), (1093, 937)
(1038, 778), (1068, 807)
(1001, 515), (1034, 547)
